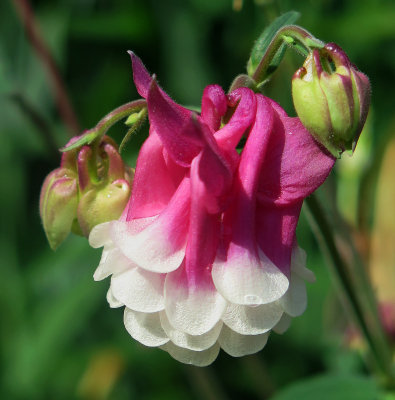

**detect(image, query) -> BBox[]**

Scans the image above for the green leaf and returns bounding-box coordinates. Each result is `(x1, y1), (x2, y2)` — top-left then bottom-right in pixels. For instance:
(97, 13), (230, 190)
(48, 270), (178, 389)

(270, 374), (381, 400)
(247, 11), (300, 77)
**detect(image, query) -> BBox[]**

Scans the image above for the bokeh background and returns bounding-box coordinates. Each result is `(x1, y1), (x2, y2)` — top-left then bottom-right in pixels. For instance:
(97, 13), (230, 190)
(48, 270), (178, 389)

(1, 0), (395, 399)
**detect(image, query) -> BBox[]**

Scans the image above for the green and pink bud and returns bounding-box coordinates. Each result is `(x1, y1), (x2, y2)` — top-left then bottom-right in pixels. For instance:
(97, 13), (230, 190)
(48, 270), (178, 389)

(40, 136), (133, 249)
(77, 140), (133, 237)
(39, 150), (79, 250)
(292, 43), (370, 157)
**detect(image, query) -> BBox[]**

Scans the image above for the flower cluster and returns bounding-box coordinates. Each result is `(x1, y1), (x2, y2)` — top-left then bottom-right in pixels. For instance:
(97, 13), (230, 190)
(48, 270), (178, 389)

(89, 53), (335, 366)
(40, 136), (132, 249)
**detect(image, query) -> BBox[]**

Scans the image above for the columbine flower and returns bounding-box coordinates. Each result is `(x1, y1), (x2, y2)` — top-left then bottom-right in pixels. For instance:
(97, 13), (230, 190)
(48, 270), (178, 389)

(89, 53), (335, 366)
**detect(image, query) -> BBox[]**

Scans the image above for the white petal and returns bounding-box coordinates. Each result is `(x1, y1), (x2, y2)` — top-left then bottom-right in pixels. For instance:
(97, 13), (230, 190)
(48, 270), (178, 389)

(212, 248), (289, 306)
(93, 247), (132, 281)
(222, 301), (283, 335)
(89, 221), (113, 248)
(111, 267), (165, 312)
(161, 342), (220, 367)
(291, 246), (315, 283)
(124, 308), (169, 347)
(106, 286), (123, 308)
(272, 313), (292, 334)
(278, 272), (307, 317)
(160, 312), (223, 351)
(218, 325), (269, 357)
(111, 219), (185, 273)
(165, 269), (227, 335)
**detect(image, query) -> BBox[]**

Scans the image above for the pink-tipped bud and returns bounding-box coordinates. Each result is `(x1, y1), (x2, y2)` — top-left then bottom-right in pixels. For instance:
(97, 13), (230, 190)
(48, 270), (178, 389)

(40, 136), (133, 249)
(39, 150), (79, 250)
(292, 43), (370, 157)
(77, 141), (132, 237)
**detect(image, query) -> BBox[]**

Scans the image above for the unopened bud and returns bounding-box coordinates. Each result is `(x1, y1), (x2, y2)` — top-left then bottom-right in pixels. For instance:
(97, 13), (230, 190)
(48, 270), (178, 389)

(40, 136), (133, 249)
(39, 151), (78, 250)
(76, 141), (132, 237)
(292, 43), (370, 157)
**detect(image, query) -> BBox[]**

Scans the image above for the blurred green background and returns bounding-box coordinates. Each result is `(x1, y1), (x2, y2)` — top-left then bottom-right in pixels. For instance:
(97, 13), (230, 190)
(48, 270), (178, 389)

(1, 0), (395, 399)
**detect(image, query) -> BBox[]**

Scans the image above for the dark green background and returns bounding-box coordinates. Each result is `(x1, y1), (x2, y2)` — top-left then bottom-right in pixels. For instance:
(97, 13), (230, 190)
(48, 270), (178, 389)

(1, 0), (395, 399)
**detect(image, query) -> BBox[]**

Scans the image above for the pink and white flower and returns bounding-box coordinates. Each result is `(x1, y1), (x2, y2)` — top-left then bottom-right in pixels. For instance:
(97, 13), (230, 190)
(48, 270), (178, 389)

(89, 53), (335, 366)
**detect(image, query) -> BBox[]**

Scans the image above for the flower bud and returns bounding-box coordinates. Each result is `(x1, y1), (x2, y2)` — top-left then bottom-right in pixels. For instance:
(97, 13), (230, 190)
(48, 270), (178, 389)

(292, 43), (370, 157)
(39, 151), (79, 250)
(40, 136), (133, 249)
(76, 141), (132, 237)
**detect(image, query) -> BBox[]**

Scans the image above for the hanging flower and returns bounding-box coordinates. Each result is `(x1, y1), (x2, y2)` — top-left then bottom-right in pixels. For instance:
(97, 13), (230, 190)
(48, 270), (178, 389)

(89, 53), (335, 366)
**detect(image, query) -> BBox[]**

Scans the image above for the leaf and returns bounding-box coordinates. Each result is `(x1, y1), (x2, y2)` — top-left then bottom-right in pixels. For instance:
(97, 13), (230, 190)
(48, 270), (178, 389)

(247, 11), (300, 77)
(270, 374), (381, 400)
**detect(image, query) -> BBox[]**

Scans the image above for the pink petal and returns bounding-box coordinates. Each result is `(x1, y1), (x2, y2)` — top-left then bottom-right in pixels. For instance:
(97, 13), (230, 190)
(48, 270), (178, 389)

(257, 100), (336, 206)
(128, 51), (152, 99)
(213, 95), (289, 305)
(215, 87), (256, 157)
(111, 178), (190, 273)
(147, 79), (202, 167)
(201, 84), (227, 131)
(256, 202), (302, 276)
(125, 131), (180, 220)
(212, 247), (289, 306)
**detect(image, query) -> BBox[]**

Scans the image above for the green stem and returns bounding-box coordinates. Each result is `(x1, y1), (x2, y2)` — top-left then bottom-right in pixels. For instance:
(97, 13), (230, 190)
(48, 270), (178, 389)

(60, 99), (147, 153)
(252, 25), (324, 83)
(305, 194), (395, 386)
(95, 99), (147, 137)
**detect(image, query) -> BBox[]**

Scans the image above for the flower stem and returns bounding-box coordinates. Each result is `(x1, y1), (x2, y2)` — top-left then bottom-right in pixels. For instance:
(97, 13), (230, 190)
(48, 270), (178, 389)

(252, 25), (324, 84)
(95, 100), (147, 138)
(60, 100), (147, 153)
(12, 0), (80, 135)
(305, 194), (395, 387)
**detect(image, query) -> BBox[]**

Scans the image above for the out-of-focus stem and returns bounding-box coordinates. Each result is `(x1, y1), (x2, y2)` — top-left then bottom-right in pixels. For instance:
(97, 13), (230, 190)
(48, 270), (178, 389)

(12, 0), (80, 136)
(305, 194), (395, 387)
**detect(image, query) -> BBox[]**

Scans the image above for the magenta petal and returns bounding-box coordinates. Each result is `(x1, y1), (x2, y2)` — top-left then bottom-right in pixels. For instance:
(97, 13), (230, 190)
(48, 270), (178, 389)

(201, 84), (228, 132)
(112, 178), (191, 273)
(128, 51), (152, 99)
(147, 80), (205, 166)
(126, 132), (179, 220)
(256, 201), (302, 276)
(258, 102), (336, 205)
(226, 94), (275, 247)
(212, 96), (289, 305)
(215, 87), (257, 152)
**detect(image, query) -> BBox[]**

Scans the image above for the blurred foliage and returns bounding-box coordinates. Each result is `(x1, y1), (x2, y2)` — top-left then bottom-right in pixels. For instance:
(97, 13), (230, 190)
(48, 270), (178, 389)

(1, 0), (395, 399)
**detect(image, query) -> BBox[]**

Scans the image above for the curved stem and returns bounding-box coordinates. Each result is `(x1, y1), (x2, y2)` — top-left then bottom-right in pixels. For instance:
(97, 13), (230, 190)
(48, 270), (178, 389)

(305, 194), (395, 387)
(252, 25), (324, 83)
(95, 99), (147, 137)
(60, 100), (147, 153)
(12, 0), (80, 135)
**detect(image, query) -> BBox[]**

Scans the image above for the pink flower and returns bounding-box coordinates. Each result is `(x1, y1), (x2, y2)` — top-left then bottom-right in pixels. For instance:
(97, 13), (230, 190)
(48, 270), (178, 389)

(89, 53), (335, 366)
